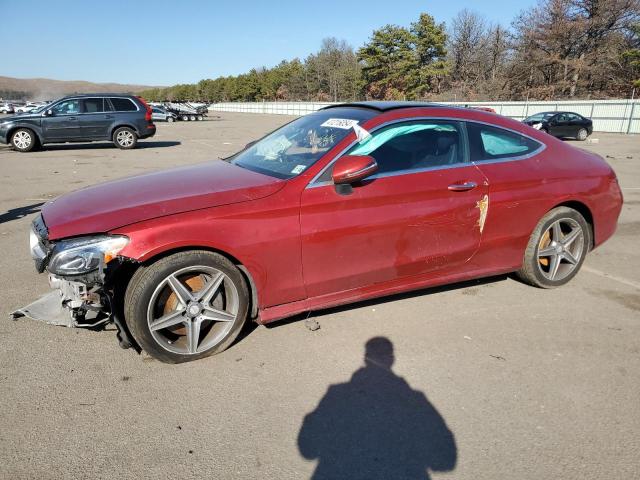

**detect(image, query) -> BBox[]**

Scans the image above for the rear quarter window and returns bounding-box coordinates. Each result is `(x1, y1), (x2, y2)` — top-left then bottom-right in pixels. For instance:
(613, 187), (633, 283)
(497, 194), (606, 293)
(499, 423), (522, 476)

(467, 122), (542, 161)
(109, 98), (137, 112)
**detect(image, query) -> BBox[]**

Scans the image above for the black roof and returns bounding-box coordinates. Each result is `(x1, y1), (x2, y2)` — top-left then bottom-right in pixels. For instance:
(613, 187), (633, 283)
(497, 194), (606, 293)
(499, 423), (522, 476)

(60, 93), (137, 99)
(322, 101), (447, 112)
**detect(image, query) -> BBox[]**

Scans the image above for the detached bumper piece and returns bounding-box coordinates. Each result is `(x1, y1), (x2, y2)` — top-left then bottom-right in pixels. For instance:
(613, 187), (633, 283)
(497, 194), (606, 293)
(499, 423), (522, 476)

(11, 277), (110, 329)
(11, 291), (76, 327)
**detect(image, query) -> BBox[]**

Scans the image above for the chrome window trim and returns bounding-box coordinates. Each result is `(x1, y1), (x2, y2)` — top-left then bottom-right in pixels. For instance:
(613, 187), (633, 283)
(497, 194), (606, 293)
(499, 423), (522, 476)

(44, 96), (139, 116)
(305, 116), (546, 189)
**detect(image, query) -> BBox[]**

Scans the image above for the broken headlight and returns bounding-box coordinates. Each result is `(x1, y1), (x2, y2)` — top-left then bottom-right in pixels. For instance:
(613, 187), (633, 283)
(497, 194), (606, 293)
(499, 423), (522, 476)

(48, 235), (129, 276)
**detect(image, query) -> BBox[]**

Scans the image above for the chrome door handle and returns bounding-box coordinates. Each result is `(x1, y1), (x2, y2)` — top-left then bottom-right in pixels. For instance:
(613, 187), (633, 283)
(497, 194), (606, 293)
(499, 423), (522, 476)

(67, 116), (77, 121)
(448, 181), (477, 192)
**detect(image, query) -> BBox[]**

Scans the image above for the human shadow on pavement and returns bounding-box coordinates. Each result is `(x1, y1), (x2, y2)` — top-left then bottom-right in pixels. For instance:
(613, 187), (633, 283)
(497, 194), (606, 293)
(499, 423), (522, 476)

(0, 202), (44, 225)
(297, 337), (457, 480)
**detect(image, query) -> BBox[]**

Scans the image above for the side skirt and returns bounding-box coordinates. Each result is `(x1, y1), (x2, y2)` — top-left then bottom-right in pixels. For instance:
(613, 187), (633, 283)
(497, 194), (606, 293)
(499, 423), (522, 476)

(257, 265), (517, 325)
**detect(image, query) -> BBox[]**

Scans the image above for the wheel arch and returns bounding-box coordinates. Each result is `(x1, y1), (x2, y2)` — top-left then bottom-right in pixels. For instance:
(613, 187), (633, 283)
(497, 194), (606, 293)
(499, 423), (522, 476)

(114, 245), (260, 320)
(7, 125), (43, 145)
(551, 200), (594, 249)
(110, 124), (139, 139)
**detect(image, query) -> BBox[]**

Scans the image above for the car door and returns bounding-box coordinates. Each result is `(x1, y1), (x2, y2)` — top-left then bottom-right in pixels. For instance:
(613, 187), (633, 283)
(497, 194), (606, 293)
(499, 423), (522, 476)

(41, 98), (82, 141)
(550, 113), (571, 137)
(564, 113), (583, 137)
(300, 119), (489, 298)
(79, 98), (113, 139)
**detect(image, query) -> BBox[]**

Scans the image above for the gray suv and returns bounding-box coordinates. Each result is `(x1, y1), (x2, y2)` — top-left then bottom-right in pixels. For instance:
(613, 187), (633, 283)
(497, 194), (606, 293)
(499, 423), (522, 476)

(0, 94), (156, 152)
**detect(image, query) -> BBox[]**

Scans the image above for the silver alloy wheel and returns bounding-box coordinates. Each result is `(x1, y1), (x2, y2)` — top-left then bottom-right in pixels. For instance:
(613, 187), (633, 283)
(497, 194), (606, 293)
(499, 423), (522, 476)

(577, 128), (588, 140)
(116, 130), (135, 147)
(167, 116), (175, 122)
(13, 131), (32, 149)
(146, 265), (239, 355)
(189, 115), (196, 121)
(536, 218), (584, 281)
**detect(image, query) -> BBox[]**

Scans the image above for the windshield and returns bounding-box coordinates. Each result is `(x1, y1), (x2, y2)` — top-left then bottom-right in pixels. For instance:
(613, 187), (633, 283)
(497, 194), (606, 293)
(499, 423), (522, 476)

(231, 107), (377, 179)
(525, 113), (555, 122)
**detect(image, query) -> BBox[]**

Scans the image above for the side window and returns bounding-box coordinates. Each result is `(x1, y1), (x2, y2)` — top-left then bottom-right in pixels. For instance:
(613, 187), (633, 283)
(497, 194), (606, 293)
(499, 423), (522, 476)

(347, 121), (465, 175)
(51, 99), (81, 115)
(83, 98), (105, 113)
(566, 113), (581, 122)
(467, 123), (541, 161)
(109, 98), (137, 111)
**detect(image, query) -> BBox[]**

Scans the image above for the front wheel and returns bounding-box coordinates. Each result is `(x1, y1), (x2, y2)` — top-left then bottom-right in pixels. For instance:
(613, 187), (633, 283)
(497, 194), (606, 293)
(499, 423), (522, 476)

(167, 116), (175, 123)
(516, 207), (591, 288)
(113, 127), (138, 149)
(11, 128), (38, 152)
(124, 251), (249, 363)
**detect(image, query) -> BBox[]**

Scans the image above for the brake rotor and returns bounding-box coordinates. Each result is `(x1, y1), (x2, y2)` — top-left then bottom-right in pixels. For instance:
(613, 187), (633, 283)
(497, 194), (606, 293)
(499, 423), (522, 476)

(538, 229), (551, 267)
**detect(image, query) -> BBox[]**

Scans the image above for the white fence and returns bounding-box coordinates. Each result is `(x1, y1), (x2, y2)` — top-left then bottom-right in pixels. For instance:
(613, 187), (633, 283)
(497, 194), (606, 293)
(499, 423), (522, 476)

(209, 100), (640, 134)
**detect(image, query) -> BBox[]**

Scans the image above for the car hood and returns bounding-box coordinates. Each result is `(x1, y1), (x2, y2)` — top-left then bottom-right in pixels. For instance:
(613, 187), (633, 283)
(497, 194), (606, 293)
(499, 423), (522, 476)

(42, 160), (285, 239)
(1, 112), (40, 122)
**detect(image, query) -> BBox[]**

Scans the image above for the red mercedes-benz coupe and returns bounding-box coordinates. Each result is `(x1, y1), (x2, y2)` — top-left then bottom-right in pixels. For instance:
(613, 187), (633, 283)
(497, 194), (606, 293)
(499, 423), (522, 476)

(17, 102), (623, 363)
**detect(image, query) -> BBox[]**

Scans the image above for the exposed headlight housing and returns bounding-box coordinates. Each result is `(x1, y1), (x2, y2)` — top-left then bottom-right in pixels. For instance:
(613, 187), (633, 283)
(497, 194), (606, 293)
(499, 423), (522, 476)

(48, 235), (129, 276)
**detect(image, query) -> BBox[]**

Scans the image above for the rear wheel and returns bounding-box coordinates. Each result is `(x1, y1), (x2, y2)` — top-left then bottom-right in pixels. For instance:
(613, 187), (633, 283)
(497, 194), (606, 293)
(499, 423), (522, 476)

(577, 128), (588, 141)
(10, 128), (38, 152)
(196, 115), (203, 121)
(113, 127), (138, 149)
(182, 115), (189, 121)
(516, 207), (590, 288)
(189, 115), (196, 121)
(124, 251), (249, 363)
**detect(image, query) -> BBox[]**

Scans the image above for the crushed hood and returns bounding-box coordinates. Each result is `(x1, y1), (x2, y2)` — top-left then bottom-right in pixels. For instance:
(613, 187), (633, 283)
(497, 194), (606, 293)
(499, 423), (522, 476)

(42, 160), (284, 239)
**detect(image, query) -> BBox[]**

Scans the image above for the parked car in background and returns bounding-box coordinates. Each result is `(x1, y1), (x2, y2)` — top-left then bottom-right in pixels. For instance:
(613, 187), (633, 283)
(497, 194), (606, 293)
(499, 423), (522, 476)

(14, 102), (622, 363)
(523, 111), (593, 140)
(15, 103), (40, 114)
(0, 94), (156, 152)
(151, 106), (177, 122)
(0, 102), (15, 114)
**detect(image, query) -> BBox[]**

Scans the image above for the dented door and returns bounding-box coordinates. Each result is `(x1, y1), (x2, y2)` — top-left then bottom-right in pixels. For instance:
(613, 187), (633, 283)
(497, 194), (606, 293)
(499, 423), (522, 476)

(300, 165), (488, 298)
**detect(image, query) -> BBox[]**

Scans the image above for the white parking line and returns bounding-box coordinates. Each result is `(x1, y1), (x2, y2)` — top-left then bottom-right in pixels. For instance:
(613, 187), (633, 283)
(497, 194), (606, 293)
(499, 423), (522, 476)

(582, 265), (640, 290)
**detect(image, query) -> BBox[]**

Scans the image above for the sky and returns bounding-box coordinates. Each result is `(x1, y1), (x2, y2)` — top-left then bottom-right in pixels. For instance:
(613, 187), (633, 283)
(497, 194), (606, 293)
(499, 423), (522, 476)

(0, 0), (537, 86)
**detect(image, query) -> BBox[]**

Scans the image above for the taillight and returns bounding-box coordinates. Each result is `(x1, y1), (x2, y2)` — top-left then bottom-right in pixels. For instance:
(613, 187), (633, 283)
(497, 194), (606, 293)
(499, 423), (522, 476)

(136, 96), (153, 122)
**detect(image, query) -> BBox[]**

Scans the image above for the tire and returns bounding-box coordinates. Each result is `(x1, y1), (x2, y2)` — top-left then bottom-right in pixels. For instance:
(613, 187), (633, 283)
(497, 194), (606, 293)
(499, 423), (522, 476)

(10, 128), (38, 152)
(113, 127), (138, 149)
(167, 116), (175, 123)
(516, 207), (591, 288)
(577, 128), (588, 141)
(182, 115), (189, 121)
(196, 115), (203, 121)
(189, 115), (196, 121)
(124, 250), (249, 363)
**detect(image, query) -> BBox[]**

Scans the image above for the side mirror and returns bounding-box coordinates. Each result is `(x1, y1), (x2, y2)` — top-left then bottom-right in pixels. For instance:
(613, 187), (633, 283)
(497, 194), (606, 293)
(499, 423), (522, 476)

(332, 155), (378, 184)
(43, 109), (53, 117)
(244, 140), (257, 150)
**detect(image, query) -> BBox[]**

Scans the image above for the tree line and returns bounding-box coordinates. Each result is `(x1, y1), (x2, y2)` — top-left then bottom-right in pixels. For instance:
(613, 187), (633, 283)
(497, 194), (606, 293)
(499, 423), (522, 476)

(140, 0), (640, 103)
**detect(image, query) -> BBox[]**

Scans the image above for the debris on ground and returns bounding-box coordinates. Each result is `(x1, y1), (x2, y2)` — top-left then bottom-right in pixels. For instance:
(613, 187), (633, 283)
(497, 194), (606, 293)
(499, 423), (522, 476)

(305, 317), (321, 331)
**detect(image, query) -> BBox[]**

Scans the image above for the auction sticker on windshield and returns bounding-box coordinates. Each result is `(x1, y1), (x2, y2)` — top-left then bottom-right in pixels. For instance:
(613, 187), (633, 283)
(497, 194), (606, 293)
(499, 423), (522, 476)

(320, 118), (360, 129)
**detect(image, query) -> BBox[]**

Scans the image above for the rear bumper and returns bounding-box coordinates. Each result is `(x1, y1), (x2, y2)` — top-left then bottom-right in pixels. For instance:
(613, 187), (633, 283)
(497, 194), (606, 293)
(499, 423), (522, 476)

(139, 124), (156, 139)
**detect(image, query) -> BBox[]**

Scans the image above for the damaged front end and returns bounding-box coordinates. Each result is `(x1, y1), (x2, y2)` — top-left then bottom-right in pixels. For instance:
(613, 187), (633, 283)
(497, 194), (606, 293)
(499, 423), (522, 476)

(11, 214), (137, 349)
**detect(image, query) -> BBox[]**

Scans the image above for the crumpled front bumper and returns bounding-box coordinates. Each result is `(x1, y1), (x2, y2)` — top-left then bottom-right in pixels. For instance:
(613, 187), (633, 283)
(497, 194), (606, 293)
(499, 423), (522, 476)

(11, 291), (75, 327)
(11, 274), (110, 328)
